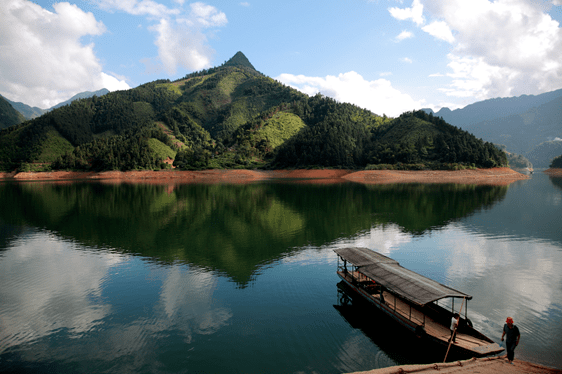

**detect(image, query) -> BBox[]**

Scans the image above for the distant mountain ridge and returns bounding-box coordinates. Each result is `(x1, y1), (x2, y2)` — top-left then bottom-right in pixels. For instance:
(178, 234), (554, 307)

(2, 88), (110, 121)
(424, 88), (562, 127)
(1, 96), (45, 121)
(0, 95), (26, 129)
(49, 88), (110, 111)
(423, 88), (562, 168)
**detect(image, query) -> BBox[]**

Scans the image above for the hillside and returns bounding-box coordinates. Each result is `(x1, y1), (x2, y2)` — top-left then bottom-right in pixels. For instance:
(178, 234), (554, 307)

(49, 88), (110, 111)
(424, 89), (562, 168)
(2, 96), (45, 120)
(0, 52), (507, 172)
(2, 88), (111, 122)
(426, 88), (562, 127)
(0, 95), (26, 129)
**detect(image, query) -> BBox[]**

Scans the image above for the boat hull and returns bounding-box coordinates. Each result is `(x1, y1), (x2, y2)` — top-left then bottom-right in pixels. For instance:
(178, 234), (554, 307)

(337, 272), (503, 358)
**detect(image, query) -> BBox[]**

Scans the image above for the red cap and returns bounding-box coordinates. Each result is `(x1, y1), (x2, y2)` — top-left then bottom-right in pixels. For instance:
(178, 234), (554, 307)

(506, 317), (514, 324)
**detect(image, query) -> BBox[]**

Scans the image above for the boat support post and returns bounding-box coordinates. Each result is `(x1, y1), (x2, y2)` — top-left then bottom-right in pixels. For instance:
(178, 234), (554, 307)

(444, 297), (466, 363)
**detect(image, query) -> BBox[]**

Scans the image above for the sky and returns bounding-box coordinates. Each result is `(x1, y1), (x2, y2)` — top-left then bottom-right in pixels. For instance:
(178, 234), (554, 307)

(1, 0), (562, 117)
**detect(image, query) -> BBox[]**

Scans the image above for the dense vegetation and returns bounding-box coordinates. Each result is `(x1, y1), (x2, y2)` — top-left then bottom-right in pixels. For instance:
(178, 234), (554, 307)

(0, 95), (26, 129)
(0, 52), (508, 172)
(550, 155), (562, 168)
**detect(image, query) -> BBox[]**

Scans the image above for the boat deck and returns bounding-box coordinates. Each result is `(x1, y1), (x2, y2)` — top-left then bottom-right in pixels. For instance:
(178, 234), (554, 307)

(339, 271), (502, 356)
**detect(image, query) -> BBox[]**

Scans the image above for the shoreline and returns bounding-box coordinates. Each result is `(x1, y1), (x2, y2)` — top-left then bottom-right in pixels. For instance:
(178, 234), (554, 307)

(0, 167), (529, 185)
(544, 168), (562, 176)
(347, 356), (561, 374)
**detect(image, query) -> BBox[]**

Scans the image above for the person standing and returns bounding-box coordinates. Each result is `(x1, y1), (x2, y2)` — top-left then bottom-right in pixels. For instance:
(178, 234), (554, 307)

(449, 313), (459, 343)
(501, 317), (521, 364)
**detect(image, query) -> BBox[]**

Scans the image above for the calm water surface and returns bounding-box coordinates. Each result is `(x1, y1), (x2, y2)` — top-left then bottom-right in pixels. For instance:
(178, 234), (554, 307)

(0, 173), (561, 373)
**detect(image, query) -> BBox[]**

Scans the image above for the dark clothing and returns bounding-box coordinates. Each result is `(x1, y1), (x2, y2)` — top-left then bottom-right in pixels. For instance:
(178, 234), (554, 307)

(504, 324), (520, 361)
(506, 340), (517, 361)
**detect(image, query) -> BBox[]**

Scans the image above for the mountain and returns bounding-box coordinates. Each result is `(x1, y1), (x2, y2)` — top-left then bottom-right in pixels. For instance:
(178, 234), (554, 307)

(423, 89), (562, 168)
(0, 52), (507, 172)
(222, 51), (256, 70)
(49, 88), (110, 111)
(2, 96), (45, 120)
(0, 95), (26, 129)
(526, 140), (562, 169)
(424, 88), (562, 127)
(2, 88), (110, 122)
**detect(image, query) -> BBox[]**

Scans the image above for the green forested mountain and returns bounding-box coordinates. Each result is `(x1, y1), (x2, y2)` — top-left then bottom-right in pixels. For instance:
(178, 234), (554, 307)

(1, 95), (45, 120)
(424, 90), (562, 169)
(0, 95), (26, 129)
(0, 52), (507, 172)
(49, 88), (110, 111)
(528, 140), (562, 169)
(551, 155), (562, 168)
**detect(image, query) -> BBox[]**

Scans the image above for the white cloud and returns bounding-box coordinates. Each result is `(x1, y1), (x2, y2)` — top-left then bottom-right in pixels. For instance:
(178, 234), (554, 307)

(149, 3), (227, 75)
(276, 71), (425, 117)
(187, 2), (228, 28)
(95, 0), (178, 18)
(240, 2), (250, 7)
(391, 0), (562, 100)
(401, 57), (413, 63)
(139, 2), (228, 75)
(395, 30), (414, 41)
(388, 0), (424, 26)
(101, 72), (132, 92)
(422, 20), (454, 43)
(0, 0), (130, 108)
(150, 18), (214, 74)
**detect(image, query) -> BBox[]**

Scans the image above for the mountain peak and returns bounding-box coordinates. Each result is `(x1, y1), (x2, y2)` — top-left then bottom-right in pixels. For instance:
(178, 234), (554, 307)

(223, 51), (256, 71)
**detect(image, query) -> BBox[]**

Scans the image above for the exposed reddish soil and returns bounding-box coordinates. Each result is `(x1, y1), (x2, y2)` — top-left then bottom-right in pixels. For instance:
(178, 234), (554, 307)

(350, 356), (561, 374)
(544, 168), (562, 176)
(0, 168), (529, 185)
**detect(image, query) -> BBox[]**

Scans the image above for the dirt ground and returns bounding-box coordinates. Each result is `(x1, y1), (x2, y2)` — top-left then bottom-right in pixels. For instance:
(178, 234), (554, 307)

(349, 356), (561, 374)
(0, 167), (530, 185)
(544, 168), (562, 176)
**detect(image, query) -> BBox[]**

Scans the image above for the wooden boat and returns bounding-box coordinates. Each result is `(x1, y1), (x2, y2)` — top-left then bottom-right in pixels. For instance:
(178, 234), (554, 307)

(334, 247), (504, 358)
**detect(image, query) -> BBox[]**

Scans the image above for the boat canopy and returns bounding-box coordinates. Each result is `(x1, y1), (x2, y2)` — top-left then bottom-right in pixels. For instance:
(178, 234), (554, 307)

(334, 247), (472, 306)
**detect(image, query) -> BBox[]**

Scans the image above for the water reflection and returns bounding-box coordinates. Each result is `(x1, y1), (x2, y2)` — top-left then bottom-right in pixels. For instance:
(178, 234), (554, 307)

(0, 231), (120, 352)
(0, 182), (510, 286)
(548, 176), (562, 191)
(0, 174), (561, 372)
(0, 230), (232, 373)
(336, 213), (562, 368)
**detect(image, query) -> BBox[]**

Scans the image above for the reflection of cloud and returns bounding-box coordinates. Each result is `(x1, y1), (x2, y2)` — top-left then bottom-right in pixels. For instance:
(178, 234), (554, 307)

(443, 225), (562, 316)
(435, 223), (562, 363)
(334, 334), (393, 373)
(0, 231), (122, 352)
(345, 224), (412, 255)
(159, 267), (232, 338)
(0, 231), (232, 371)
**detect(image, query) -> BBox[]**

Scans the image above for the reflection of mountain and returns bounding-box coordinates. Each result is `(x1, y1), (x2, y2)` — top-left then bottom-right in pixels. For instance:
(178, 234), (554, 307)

(548, 176), (562, 191)
(0, 182), (508, 284)
(461, 173), (562, 244)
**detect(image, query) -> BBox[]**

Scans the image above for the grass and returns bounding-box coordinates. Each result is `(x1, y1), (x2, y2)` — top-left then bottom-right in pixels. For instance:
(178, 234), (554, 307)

(34, 128), (75, 163)
(260, 112), (306, 149)
(148, 138), (177, 161)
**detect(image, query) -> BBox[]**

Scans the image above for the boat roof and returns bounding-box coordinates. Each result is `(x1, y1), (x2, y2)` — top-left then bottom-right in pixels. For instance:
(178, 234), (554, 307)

(334, 247), (472, 306)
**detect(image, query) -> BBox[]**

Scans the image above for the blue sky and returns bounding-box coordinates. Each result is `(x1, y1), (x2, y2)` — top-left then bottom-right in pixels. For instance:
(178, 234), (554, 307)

(2, 0), (562, 116)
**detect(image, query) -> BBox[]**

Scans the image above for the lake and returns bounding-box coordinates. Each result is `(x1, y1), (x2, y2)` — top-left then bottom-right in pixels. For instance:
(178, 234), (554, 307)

(1, 172), (561, 373)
